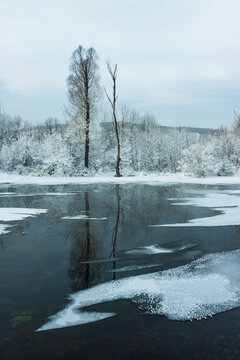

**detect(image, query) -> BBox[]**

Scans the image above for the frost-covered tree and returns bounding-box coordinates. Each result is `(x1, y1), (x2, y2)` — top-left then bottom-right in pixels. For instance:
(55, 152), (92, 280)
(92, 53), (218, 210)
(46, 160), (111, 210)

(0, 106), (28, 143)
(44, 117), (62, 135)
(41, 132), (73, 175)
(0, 132), (42, 173)
(67, 46), (100, 168)
(179, 130), (240, 177)
(179, 142), (210, 177)
(65, 114), (102, 175)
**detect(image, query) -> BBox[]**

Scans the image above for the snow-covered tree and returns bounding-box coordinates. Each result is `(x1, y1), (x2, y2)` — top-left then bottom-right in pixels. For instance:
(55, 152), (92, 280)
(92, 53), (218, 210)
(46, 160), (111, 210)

(0, 132), (42, 173)
(67, 45), (100, 168)
(41, 132), (73, 176)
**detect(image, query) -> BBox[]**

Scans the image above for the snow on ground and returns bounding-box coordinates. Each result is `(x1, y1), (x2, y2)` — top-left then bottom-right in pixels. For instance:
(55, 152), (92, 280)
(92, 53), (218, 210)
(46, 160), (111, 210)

(2, 172), (240, 185)
(36, 249), (240, 331)
(150, 193), (240, 227)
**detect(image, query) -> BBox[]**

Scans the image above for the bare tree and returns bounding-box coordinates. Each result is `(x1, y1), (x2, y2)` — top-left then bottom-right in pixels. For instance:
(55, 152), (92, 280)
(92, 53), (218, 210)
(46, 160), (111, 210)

(44, 117), (60, 134)
(233, 105), (240, 135)
(67, 46), (100, 168)
(104, 61), (121, 177)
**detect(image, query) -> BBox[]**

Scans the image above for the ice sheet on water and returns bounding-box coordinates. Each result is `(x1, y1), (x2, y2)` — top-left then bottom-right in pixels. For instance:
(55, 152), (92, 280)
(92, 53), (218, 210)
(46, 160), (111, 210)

(0, 208), (47, 222)
(36, 249), (240, 331)
(0, 224), (12, 235)
(150, 193), (240, 227)
(0, 192), (75, 197)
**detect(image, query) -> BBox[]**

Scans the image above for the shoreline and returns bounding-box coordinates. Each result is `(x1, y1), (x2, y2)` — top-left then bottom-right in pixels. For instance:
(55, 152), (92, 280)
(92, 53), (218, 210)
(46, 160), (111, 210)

(1, 172), (240, 186)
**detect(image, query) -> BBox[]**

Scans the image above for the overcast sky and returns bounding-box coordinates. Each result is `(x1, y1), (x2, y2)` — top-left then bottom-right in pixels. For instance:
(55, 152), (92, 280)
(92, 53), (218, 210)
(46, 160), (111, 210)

(1, 0), (240, 128)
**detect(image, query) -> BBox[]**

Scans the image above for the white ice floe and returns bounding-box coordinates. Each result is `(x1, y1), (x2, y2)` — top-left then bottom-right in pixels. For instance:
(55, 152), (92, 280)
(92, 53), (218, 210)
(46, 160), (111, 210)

(0, 192), (75, 197)
(36, 249), (240, 331)
(0, 208), (47, 222)
(0, 224), (12, 235)
(2, 172), (240, 186)
(62, 215), (107, 220)
(153, 193), (240, 227)
(125, 245), (173, 255)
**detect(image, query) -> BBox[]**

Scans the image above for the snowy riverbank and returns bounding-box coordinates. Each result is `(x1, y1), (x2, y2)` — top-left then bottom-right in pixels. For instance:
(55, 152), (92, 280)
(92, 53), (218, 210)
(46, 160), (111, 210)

(1, 172), (240, 186)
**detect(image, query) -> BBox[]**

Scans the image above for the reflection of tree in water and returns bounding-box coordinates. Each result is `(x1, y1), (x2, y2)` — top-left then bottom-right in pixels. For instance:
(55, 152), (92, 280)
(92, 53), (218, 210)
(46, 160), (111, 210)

(233, 225), (240, 248)
(110, 185), (121, 280)
(0, 238), (5, 251)
(234, 225), (240, 234)
(68, 192), (101, 291)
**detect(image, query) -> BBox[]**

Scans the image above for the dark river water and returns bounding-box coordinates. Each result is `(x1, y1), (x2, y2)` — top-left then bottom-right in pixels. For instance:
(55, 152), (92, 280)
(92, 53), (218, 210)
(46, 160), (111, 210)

(0, 182), (239, 360)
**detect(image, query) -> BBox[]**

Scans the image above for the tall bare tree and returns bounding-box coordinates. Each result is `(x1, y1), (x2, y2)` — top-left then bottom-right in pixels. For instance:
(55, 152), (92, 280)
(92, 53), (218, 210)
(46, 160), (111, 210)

(67, 46), (100, 168)
(105, 61), (121, 177)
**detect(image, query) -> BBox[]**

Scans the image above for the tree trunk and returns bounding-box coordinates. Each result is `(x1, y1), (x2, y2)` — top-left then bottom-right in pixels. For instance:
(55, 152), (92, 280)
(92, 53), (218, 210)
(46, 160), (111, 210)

(112, 68), (121, 177)
(85, 98), (90, 168)
(113, 104), (121, 176)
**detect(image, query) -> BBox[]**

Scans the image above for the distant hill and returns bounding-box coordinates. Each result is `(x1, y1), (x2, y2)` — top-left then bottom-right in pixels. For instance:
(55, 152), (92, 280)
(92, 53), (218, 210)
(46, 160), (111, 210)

(100, 121), (215, 136)
(158, 125), (215, 135)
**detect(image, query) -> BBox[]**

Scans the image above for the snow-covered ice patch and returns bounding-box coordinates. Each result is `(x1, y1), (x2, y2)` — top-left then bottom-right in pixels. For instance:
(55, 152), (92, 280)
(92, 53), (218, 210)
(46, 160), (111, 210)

(36, 249), (240, 331)
(125, 245), (173, 255)
(0, 192), (75, 197)
(0, 224), (12, 235)
(0, 208), (47, 222)
(62, 215), (107, 220)
(150, 193), (240, 227)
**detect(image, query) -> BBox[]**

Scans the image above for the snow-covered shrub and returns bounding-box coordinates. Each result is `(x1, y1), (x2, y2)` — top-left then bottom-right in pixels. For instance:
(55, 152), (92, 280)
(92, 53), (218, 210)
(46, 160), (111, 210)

(179, 131), (240, 177)
(41, 132), (73, 175)
(178, 143), (211, 177)
(0, 133), (42, 173)
(210, 131), (240, 175)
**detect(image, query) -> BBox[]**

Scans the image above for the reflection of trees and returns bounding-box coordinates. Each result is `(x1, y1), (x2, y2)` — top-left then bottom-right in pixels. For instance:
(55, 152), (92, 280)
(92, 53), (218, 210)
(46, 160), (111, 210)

(233, 225), (240, 234)
(110, 185), (121, 280)
(83, 192), (90, 289)
(67, 192), (101, 291)
(0, 238), (5, 251)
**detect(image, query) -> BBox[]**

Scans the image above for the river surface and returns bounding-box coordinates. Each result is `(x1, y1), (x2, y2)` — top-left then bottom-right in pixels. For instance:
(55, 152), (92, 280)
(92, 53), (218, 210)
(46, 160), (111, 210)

(0, 181), (239, 359)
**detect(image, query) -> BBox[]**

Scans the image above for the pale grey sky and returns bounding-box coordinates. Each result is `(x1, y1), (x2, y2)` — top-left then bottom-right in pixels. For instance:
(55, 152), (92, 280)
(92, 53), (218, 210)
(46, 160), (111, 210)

(1, 0), (240, 128)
